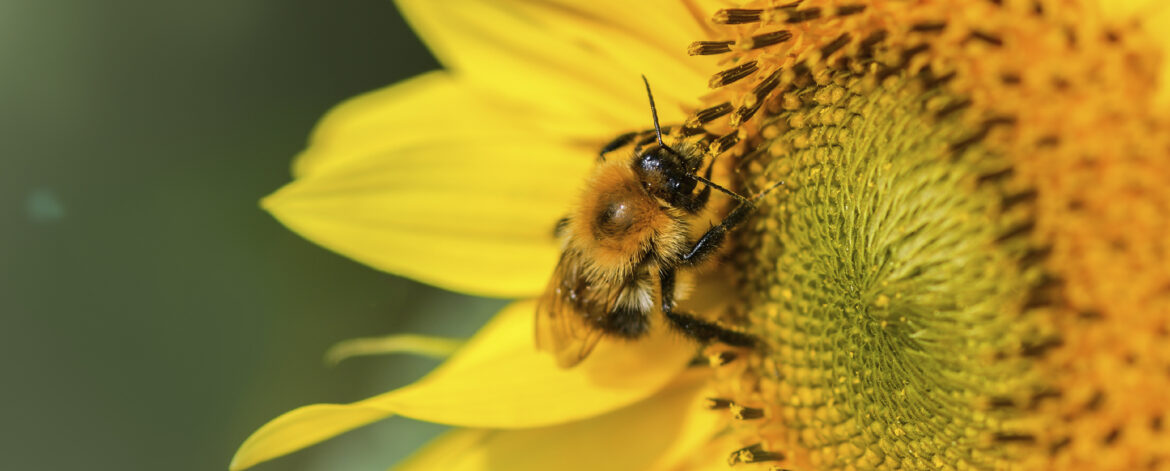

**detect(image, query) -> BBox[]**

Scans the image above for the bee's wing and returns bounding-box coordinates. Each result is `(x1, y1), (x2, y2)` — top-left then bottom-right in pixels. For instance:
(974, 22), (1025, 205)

(534, 251), (620, 368)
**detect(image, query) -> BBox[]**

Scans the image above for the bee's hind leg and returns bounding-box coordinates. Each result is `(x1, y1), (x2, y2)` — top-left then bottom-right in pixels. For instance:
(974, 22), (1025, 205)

(659, 267), (756, 347)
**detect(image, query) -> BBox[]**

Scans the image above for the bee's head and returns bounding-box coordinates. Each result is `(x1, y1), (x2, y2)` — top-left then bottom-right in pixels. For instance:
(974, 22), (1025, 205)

(631, 145), (697, 208)
(632, 75), (706, 209)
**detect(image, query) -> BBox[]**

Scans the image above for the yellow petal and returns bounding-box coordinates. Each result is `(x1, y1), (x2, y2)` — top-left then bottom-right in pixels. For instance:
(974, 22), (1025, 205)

(263, 75), (594, 298)
(644, 378), (727, 471)
(324, 333), (464, 366)
(293, 72), (540, 179)
(395, 0), (717, 139)
(393, 369), (717, 471)
(230, 301), (695, 471)
(230, 404), (388, 471)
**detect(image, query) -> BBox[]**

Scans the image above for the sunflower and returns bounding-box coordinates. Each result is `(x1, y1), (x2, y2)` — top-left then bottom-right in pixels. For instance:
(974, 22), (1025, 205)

(233, 0), (1170, 470)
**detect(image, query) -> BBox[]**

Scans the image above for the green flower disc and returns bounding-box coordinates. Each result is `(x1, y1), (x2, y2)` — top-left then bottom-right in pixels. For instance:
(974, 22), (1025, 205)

(735, 70), (1050, 469)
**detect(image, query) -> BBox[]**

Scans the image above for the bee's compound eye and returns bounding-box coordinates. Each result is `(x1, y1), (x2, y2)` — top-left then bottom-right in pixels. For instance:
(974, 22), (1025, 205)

(595, 200), (634, 236)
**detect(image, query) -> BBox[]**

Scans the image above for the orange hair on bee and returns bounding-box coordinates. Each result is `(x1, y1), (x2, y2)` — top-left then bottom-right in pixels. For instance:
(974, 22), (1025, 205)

(566, 161), (684, 283)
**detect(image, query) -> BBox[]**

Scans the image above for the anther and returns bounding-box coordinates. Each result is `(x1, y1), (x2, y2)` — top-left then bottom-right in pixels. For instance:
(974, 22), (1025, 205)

(922, 70), (957, 89)
(858, 30), (888, 59)
(712, 8), (763, 24)
(967, 30), (1005, 46)
(995, 220), (1036, 243)
(730, 403), (765, 420)
(834, 4), (866, 16)
(1001, 189), (1039, 210)
(710, 132), (740, 155)
(1036, 135), (1060, 147)
(949, 127), (991, 156)
(688, 103), (733, 128)
(983, 115), (1018, 128)
(781, 7), (822, 23)
(1028, 388), (1063, 409)
(732, 69), (782, 127)
(747, 30), (793, 50)
(819, 33), (852, 58)
(976, 166), (1014, 185)
(708, 350), (738, 366)
(993, 432), (1037, 444)
(1063, 26), (1078, 47)
(689, 40), (733, 56)
(1033, 274), (1064, 291)
(1085, 389), (1105, 411)
(709, 61), (759, 88)
(877, 44), (928, 81)
(935, 98), (973, 119)
(1049, 436), (1072, 454)
(1018, 245), (1052, 268)
(705, 397), (733, 410)
(988, 396), (1016, 409)
(679, 126), (714, 138)
(901, 43), (930, 61)
(1020, 336), (1063, 357)
(910, 21), (947, 33)
(1103, 427), (1122, 444)
(1022, 288), (1053, 309)
(728, 443), (784, 465)
(790, 62), (812, 82)
(752, 69), (783, 98)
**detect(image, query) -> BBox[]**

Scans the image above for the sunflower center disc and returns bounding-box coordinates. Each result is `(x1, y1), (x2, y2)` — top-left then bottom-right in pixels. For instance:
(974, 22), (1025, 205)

(733, 71), (1044, 468)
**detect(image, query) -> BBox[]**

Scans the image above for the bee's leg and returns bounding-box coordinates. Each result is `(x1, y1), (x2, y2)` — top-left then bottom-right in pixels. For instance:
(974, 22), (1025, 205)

(681, 160), (715, 214)
(677, 198), (756, 267)
(679, 180), (784, 266)
(599, 131), (638, 161)
(659, 267), (756, 347)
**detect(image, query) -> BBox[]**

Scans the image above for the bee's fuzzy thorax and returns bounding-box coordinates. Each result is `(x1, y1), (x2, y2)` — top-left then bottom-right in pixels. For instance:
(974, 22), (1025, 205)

(566, 159), (689, 284)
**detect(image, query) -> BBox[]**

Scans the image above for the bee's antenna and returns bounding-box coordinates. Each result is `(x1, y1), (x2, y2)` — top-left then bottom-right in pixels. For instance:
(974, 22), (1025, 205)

(641, 75), (667, 150)
(642, 75), (687, 161)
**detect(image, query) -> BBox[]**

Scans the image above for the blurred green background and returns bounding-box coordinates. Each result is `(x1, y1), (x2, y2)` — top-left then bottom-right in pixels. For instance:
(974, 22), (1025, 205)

(0, 1), (505, 469)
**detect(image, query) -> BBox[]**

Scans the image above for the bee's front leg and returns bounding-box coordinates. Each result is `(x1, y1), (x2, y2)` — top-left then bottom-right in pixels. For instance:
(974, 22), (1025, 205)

(679, 180), (784, 266)
(677, 198), (756, 267)
(659, 267), (755, 347)
(679, 159), (715, 214)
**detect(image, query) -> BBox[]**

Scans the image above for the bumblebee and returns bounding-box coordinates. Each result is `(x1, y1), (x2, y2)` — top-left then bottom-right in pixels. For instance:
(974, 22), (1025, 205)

(536, 77), (780, 367)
